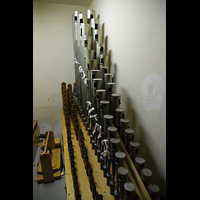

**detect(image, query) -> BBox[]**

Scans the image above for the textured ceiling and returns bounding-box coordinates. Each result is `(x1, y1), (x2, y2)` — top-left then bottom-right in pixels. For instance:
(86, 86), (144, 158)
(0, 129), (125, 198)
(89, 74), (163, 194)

(33, 0), (93, 7)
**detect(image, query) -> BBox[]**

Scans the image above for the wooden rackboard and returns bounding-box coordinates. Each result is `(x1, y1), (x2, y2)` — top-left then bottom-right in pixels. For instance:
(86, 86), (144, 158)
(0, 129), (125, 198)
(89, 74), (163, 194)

(62, 109), (93, 200)
(76, 113), (115, 199)
(62, 108), (151, 200)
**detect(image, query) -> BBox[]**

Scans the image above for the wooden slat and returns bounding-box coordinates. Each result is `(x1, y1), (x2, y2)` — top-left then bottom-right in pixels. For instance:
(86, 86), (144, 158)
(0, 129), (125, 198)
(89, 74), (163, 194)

(42, 138), (61, 149)
(62, 109), (75, 200)
(62, 109), (93, 200)
(117, 132), (151, 200)
(33, 120), (37, 131)
(40, 150), (54, 183)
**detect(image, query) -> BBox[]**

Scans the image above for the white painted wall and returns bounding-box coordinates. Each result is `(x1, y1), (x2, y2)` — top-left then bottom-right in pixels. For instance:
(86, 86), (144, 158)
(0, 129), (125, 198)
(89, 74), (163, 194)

(33, 2), (88, 134)
(89, 0), (166, 195)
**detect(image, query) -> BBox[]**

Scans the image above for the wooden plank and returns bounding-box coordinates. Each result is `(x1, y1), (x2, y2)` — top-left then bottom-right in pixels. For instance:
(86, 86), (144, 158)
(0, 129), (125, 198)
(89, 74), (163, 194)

(62, 109), (76, 200)
(33, 120), (37, 131)
(35, 170), (61, 184)
(33, 125), (40, 163)
(40, 150), (54, 183)
(62, 109), (94, 199)
(37, 148), (61, 173)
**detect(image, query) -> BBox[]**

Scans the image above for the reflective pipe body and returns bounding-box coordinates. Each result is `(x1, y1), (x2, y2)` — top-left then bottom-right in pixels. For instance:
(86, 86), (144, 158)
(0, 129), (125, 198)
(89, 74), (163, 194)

(109, 138), (120, 194)
(114, 166), (128, 200)
(87, 9), (95, 23)
(106, 82), (116, 101)
(96, 89), (106, 123)
(107, 126), (117, 143)
(104, 73), (114, 89)
(120, 118), (130, 142)
(129, 141), (140, 163)
(100, 65), (108, 86)
(110, 151), (126, 195)
(91, 78), (102, 110)
(124, 182), (136, 200)
(104, 126), (117, 179)
(99, 100), (110, 127)
(111, 94), (121, 125)
(90, 18), (99, 30)
(135, 157), (145, 177)
(103, 115), (113, 138)
(141, 168), (153, 189)
(115, 108), (125, 133)
(90, 69), (100, 100)
(124, 128), (135, 151)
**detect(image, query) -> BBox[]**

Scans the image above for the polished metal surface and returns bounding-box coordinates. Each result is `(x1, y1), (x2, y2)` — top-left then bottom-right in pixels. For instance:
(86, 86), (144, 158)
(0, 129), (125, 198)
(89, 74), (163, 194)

(100, 100), (110, 127)
(124, 128), (135, 150)
(103, 114), (113, 137)
(115, 108), (125, 132)
(106, 82), (116, 101)
(124, 182), (136, 200)
(117, 167), (129, 200)
(129, 141), (139, 162)
(135, 157), (145, 176)
(111, 94), (121, 124)
(104, 73), (114, 89)
(141, 168), (153, 188)
(120, 118), (129, 142)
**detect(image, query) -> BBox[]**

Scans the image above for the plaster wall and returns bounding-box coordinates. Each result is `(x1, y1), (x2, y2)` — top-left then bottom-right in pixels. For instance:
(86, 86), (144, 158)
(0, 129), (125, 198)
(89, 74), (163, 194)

(89, 0), (166, 195)
(33, 1), (88, 134)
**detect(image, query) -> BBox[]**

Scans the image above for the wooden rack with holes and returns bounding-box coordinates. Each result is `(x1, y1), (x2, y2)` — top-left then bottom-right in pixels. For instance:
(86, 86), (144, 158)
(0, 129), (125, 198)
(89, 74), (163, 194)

(62, 109), (151, 200)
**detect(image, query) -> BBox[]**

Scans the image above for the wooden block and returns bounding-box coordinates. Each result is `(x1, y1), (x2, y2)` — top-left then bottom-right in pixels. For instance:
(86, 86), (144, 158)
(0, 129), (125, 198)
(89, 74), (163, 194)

(42, 138), (61, 149)
(37, 148), (61, 174)
(40, 150), (54, 183)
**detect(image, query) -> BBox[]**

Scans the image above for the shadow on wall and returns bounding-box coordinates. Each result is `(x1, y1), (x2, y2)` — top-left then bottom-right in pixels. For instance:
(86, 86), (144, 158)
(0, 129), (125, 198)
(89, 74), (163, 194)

(120, 86), (136, 130)
(120, 87), (166, 196)
(33, 106), (63, 137)
(137, 125), (166, 196)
